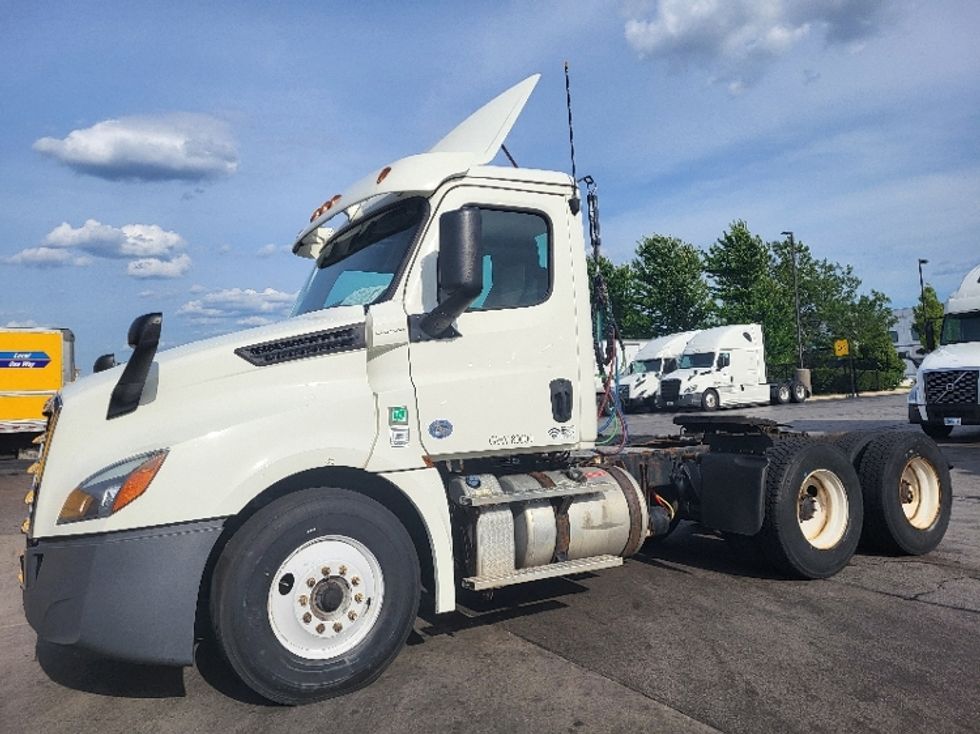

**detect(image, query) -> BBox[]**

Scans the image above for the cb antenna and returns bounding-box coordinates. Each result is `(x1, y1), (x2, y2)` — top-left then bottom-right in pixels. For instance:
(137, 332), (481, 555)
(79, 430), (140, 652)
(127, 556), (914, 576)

(564, 61), (581, 215)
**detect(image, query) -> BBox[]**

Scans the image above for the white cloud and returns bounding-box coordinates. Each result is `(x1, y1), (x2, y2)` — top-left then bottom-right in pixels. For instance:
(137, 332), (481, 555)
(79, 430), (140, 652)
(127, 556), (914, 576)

(256, 243), (290, 258)
(624, 0), (893, 92)
(127, 253), (192, 279)
(178, 287), (296, 325)
(5, 319), (40, 328)
(44, 219), (185, 259)
(5, 219), (192, 278)
(2, 246), (91, 268)
(33, 113), (238, 182)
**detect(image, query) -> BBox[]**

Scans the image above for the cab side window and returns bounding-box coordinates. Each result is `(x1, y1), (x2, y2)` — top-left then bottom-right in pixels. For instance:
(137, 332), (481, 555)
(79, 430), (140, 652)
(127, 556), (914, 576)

(717, 352), (731, 369)
(468, 208), (550, 311)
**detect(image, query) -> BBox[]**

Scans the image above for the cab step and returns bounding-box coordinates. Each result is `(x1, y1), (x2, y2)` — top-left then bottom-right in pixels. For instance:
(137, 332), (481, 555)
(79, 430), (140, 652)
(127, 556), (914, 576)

(461, 554), (622, 591)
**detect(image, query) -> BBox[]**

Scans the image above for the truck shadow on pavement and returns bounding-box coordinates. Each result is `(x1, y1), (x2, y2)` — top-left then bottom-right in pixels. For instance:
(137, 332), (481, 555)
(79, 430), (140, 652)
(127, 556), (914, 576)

(36, 640), (186, 699)
(635, 523), (786, 580)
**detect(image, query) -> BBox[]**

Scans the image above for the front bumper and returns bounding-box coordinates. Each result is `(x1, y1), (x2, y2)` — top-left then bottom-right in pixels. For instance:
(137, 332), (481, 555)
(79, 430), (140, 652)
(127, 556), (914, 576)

(23, 518), (225, 666)
(662, 392), (701, 408)
(909, 403), (980, 426)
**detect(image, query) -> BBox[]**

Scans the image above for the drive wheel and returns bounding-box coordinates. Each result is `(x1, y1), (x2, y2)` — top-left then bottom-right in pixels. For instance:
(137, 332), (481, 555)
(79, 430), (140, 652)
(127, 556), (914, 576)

(701, 389), (719, 411)
(211, 487), (420, 705)
(832, 430), (879, 467)
(858, 432), (951, 555)
(775, 383), (792, 405)
(791, 382), (808, 403)
(758, 440), (862, 578)
(920, 423), (953, 440)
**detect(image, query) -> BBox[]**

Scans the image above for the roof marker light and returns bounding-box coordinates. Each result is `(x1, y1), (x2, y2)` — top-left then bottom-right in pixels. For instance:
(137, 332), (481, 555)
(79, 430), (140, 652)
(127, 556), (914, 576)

(309, 194), (343, 223)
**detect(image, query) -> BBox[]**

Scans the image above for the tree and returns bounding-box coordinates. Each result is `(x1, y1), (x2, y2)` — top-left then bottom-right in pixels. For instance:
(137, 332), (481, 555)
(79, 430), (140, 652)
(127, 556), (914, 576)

(630, 234), (713, 335)
(913, 285), (944, 352)
(586, 255), (647, 338)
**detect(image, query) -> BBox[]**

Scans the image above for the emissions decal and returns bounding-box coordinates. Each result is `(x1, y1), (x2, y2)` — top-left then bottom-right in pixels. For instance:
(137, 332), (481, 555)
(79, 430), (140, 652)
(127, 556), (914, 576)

(0, 352), (51, 369)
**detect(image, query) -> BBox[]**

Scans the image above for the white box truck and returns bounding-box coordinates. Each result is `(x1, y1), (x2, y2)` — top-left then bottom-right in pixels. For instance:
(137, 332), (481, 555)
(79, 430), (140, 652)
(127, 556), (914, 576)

(908, 264), (980, 438)
(19, 76), (951, 705)
(619, 330), (700, 412)
(658, 324), (806, 410)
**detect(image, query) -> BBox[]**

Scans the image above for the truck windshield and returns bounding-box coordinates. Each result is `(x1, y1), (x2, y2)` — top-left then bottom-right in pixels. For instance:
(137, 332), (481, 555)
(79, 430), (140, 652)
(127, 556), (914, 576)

(292, 197), (427, 316)
(679, 352), (715, 369)
(940, 311), (980, 345)
(635, 358), (662, 374)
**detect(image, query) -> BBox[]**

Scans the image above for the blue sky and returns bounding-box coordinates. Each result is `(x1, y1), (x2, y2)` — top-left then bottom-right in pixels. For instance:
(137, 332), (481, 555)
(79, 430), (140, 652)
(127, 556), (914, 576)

(2, 0), (978, 372)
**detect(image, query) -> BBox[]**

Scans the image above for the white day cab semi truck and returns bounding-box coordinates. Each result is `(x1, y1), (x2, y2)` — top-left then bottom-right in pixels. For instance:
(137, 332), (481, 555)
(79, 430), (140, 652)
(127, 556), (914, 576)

(20, 76), (952, 705)
(658, 323), (808, 411)
(618, 330), (699, 412)
(0, 327), (76, 457)
(908, 264), (980, 438)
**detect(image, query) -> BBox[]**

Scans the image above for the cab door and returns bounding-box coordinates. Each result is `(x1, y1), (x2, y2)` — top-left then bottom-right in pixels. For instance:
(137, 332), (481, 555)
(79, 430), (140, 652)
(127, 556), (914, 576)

(405, 184), (581, 458)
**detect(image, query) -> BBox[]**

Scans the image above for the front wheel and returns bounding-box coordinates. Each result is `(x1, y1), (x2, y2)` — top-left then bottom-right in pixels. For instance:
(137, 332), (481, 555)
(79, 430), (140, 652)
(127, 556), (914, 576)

(211, 487), (420, 705)
(701, 389), (720, 411)
(758, 441), (862, 578)
(790, 382), (808, 403)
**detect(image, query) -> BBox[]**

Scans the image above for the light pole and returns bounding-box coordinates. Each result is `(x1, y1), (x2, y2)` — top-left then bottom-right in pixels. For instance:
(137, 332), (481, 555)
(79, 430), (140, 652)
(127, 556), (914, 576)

(781, 231), (803, 368)
(918, 258), (929, 301)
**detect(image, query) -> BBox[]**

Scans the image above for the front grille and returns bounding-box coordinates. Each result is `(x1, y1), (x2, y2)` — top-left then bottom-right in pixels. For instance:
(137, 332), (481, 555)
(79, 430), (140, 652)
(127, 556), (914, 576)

(924, 370), (979, 405)
(661, 378), (681, 402)
(235, 324), (366, 366)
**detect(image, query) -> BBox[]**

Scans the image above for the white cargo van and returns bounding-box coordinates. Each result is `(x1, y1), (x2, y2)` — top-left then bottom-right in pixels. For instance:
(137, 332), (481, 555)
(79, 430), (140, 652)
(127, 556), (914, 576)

(620, 331), (700, 412)
(658, 324), (805, 410)
(908, 264), (980, 438)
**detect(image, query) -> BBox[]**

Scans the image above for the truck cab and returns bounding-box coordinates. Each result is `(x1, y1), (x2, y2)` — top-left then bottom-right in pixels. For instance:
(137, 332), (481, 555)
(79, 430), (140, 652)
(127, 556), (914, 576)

(909, 264), (980, 438)
(620, 330), (699, 412)
(658, 324), (770, 410)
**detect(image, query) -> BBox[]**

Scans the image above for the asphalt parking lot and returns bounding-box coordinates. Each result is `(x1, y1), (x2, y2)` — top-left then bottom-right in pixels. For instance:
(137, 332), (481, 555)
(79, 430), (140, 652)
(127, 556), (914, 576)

(2, 393), (978, 733)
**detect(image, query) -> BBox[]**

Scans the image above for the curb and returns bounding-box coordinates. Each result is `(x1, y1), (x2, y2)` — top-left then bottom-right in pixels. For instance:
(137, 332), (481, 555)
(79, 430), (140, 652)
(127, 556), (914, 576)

(809, 388), (911, 402)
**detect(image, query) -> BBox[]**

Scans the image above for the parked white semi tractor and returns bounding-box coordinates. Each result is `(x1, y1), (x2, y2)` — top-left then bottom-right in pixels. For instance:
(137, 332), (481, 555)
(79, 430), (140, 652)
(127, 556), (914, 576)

(594, 337), (648, 408)
(20, 76), (951, 705)
(619, 330), (699, 412)
(908, 264), (980, 438)
(658, 323), (807, 411)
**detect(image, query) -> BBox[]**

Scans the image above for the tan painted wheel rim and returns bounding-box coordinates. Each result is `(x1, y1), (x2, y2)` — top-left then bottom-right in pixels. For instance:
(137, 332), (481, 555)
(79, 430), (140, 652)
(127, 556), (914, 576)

(900, 457), (941, 529)
(797, 469), (849, 549)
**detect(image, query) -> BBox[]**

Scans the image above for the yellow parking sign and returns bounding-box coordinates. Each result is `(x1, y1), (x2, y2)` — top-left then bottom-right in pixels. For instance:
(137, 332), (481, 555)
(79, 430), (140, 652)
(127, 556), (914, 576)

(834, 339), (849, 357)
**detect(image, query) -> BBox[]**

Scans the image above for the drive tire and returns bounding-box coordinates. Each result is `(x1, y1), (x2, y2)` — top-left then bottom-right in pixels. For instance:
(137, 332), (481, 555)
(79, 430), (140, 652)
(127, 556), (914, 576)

(832, 430), (879, 467)
(211, 487), (420, 705)
(857, 432), (951, 555)
(758, 440), (862, 579)
(701, 389), (720, 411)
(790, 382), (808, 403)
(921, 423), (953, 440)
(775, 383), (792, 405)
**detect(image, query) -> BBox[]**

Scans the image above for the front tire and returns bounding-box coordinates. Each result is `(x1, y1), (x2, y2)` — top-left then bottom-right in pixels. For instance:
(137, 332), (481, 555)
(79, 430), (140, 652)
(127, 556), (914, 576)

(758, 441), (862, 578)
(701, 389), (720, 411)
(211, 487), (420, 705)
(857, 432), (951, 555)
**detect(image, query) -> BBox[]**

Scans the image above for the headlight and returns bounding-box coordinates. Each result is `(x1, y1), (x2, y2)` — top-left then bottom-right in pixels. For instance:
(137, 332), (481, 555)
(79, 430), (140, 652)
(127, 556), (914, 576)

(908, 379), (920, 403)
(58, 450), (168, 524)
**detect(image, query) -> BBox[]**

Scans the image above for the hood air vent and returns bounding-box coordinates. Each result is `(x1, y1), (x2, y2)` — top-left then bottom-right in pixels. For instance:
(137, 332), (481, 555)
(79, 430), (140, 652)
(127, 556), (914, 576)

(235, 324), (366, 366)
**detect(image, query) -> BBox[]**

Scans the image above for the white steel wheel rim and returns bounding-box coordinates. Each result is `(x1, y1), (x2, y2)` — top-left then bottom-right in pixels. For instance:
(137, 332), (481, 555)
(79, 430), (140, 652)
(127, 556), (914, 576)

(900, 457), (941, 529)
(705, 392), (717, 408)
(267, 535), (384, 660)
(797, 469), (849, 549)
(779, 385), (791, 401)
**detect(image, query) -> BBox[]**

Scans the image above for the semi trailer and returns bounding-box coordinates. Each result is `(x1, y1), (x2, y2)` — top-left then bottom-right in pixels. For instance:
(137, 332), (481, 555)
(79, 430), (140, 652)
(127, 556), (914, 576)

(20, 75), (952, 705)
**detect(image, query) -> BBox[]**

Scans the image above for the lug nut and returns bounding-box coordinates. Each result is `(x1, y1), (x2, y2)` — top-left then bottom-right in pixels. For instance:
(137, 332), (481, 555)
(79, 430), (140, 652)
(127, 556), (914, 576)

(321, 566), (331, 576)
(298, 595), (308, 607)
(316, 623), (325, 634)
(306, 577), (316, 588)
(333, 622), (343, 633)
(348, 610), (358, 621)
(354, 593), (364, 603)
(339, 565), (347, 576)
(303, 612), (312, 624)
(351, 576), (360, 586)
